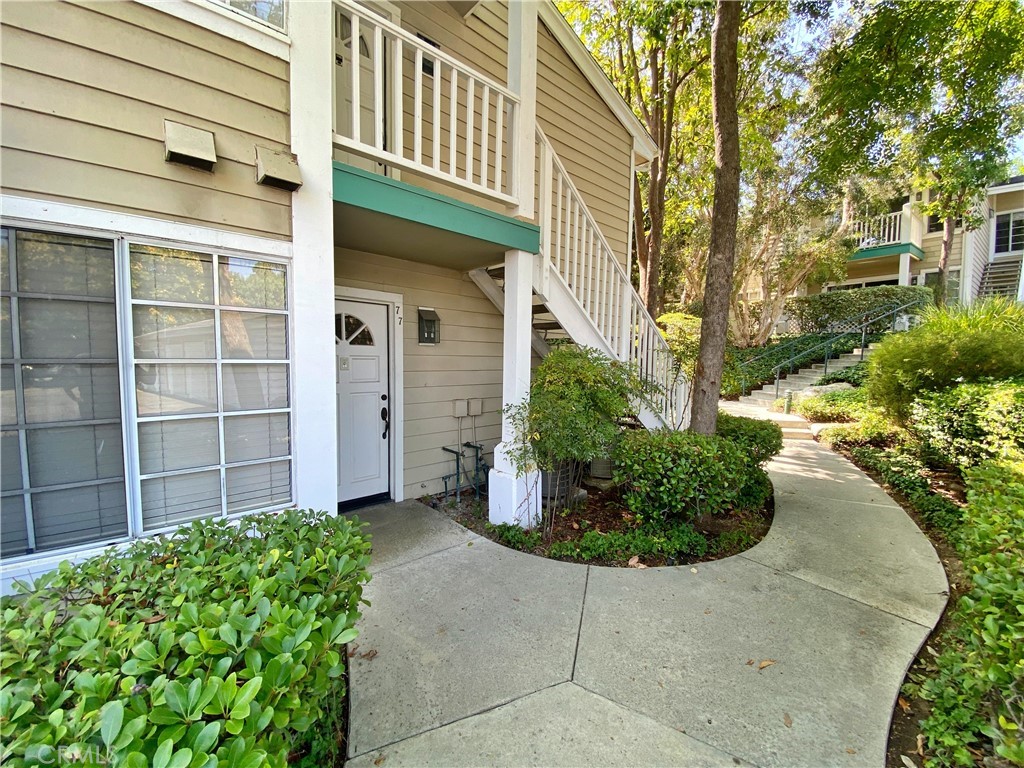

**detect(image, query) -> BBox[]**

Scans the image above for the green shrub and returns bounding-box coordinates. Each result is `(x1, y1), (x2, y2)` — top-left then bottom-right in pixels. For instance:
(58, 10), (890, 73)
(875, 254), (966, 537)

(0, 509), (371, 768)
(732, 467), (774, 514)
(915, 461), (1024, 765)
(715, 411), (784, 467)
(866, 298), (1024, 423)
(486, 522), (542, 552)
(815, 361), (869, 387)
(793, 388), (869, 423)
(818, 413), (907, 450)
(612, 429), (748, 523)
(657, 312), (702, 379)
(786, 285), (932, 334)
(909, 379), (1024, 470)
(547, 522), (708, 562)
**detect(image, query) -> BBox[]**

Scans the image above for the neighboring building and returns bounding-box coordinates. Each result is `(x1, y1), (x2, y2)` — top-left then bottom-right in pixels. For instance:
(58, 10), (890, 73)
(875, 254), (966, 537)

(820, 179), (1024, 301)
(0, 0), (683, 588)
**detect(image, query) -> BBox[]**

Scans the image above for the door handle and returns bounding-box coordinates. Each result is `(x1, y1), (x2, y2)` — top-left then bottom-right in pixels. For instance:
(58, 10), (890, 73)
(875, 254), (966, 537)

(380, 406), (390, 440)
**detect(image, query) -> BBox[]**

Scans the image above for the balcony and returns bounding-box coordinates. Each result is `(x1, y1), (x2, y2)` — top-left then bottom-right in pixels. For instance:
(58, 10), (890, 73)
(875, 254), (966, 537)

(331, 0), (520, 207)
(849, 203), (925, 260)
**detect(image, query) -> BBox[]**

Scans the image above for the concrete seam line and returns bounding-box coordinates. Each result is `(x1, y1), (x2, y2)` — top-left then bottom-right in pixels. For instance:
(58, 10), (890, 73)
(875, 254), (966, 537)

(571, 565), (591, 682)
(346, 680), (574, 759)
(734, 553), (940, 630)
(566, 680), (753, 766)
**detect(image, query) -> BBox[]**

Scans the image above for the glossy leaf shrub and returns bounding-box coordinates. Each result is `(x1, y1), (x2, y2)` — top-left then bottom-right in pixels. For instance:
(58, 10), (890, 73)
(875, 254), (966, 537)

(0, 509), (371, 768)
(785, 285), (932, 334)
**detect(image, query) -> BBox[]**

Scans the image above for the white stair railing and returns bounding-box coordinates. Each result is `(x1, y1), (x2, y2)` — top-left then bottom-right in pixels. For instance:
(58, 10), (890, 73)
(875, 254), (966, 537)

(852, 211), (903, 248)
(332, 0), (519, 205)
(536, 127), (685, 428)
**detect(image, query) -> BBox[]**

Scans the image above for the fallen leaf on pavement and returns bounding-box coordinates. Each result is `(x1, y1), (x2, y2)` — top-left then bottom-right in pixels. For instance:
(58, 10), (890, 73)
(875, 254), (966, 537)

(690, 567), (698, 574)
(758, 659), (777, 670)
(846, 748), (857, 755)
(746, 659), (755, 666)
(783, 713), (792, 728)
(637, 563), (648, 569)
(347, 644), (360, 658)
(900, 755), (917, 768)
(704, 609), (712, 615)
(897, 696), (911, 714)
(360, 649), (378, 661)
(373, 755), (386, 766)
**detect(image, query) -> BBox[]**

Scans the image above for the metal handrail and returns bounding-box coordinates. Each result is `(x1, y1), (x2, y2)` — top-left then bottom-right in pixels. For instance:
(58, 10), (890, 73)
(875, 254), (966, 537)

(737, 299), (924, 397)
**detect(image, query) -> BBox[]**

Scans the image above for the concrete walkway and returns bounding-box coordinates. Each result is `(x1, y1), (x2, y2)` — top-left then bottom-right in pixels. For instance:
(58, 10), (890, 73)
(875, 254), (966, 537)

(344, 425), (948, 767)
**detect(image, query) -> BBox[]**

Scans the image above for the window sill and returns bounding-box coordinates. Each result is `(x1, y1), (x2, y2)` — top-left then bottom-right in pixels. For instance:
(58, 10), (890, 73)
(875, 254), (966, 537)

(138, 0), (290, 61)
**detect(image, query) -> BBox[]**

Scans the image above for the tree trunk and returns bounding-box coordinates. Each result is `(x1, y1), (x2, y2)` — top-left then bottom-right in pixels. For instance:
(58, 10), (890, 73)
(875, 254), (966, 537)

(935, 215), (954, 305)
(689, 0), (741, 435)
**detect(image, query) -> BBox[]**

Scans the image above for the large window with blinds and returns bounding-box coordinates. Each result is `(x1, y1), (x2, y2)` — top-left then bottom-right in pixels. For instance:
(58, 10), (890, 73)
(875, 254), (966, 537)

(994, 211), (1024, 256)
(0, 227), (292, 560)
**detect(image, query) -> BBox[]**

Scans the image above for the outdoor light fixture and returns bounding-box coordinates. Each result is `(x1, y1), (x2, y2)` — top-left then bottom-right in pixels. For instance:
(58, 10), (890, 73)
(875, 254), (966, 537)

(418, 307), (440, 344)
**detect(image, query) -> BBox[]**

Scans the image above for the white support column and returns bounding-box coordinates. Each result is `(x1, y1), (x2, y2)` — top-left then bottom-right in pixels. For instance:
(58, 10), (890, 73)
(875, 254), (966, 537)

(489, 249), (540, 526)
(507, 0), (537, 219)
(898, 252), (912, 286)
(289, 0), (338, 512)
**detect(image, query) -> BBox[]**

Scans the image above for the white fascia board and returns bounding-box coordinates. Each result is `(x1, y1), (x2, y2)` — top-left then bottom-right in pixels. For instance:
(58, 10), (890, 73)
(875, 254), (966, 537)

(987, 181), (1024, 196)
(137, 0), (291, 61)
(537, 2), (658, 162)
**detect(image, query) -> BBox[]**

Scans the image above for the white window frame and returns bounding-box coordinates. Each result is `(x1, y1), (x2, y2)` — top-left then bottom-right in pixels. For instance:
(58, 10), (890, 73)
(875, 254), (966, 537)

(137, 1), (290, 60)
(993, 209), (1024, 257)
(0, 196), (295, 570)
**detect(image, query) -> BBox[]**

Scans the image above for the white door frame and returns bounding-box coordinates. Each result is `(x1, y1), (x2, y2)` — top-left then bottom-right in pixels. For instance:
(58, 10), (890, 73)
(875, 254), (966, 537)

(335, 285), (405, 502)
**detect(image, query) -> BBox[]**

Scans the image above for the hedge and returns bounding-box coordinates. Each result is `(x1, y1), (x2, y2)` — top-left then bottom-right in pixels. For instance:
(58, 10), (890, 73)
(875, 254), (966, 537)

(0, 509), (371, 768)
(909, 379), (1024, 470)
(785, 285), (932, 334)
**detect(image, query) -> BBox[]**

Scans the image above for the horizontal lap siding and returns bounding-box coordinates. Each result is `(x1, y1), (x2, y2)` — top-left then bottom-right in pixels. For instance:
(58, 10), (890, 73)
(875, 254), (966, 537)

(0, 1), (291, 239)
(920, 232), (964, 272)
(992, 189), (1024, 213)
(335, 249), (503, 498)
(537, 19), (633, 267)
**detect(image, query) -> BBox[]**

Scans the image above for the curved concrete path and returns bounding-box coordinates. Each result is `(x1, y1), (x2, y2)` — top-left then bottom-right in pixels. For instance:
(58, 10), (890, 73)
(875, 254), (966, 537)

(344, 430), (947, 767)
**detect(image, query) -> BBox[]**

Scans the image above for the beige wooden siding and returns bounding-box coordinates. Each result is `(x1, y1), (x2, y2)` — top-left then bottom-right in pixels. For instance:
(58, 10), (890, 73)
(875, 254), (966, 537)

(335, 248), (504, 497)
(920, 231), (964, 272)
(0, 1), (291, 239)
(992, 188), (1024, 213)
(537, 18), (633, 267)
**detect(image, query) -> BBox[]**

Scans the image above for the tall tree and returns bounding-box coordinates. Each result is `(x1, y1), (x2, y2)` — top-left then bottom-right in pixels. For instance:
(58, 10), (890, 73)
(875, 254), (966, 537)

(559, 1), (713, 315)
(689, 0), (741, 434)
(810, 0), (1024, 304)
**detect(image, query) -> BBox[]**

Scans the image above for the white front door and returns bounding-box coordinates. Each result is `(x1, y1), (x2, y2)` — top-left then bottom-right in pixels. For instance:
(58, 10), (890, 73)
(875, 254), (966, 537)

(336, 299), (391, 502)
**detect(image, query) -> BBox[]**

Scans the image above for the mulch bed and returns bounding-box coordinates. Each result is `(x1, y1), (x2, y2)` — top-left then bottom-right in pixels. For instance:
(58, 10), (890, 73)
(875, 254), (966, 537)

(431, 478), (774, 568)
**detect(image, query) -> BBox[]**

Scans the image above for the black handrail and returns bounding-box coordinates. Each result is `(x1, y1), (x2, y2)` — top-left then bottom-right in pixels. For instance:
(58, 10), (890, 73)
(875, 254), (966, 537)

(738, 299), (924, 397)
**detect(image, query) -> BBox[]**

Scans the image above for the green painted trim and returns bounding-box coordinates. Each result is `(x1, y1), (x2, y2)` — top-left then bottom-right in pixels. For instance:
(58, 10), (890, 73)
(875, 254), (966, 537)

(332, 162), (541, 254)
(850, 242), (925, 261)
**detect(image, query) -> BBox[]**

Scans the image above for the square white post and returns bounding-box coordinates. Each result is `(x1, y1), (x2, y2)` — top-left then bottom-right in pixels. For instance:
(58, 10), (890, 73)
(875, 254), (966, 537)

(507, 0), (537, 219)
(489, 249), (540, 526)
(289, 0), (338, 512)
(898, 251), (912, 286)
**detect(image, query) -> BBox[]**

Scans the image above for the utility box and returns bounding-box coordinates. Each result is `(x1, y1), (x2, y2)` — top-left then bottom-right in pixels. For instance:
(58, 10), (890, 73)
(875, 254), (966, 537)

(452, 399), (469, 418)
(467, 398), (483, 416)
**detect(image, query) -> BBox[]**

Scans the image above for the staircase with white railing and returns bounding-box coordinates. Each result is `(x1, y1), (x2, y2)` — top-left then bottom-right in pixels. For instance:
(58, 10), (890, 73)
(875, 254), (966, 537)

(471, 128), (689, 431)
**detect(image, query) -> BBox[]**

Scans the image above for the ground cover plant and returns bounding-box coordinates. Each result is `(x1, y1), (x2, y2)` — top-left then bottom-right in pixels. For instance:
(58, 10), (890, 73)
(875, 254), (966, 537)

(815, 360), (868, 387)
(0, 509), (371, 768)
(792, 387), (869, 423)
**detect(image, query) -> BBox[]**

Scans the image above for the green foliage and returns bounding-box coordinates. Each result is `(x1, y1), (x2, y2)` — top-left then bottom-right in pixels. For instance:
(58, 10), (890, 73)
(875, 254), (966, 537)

(732, 467), (774, 515)
(909, 380), (1024, 470)
(715, 411), (783, 467)
(815, 361), (868, 387)
(291, 679), (346, 768)
(485, 523), (542, 553)
(866, 298), (1024, 422)
(817, 413), (907, 450)
(914, 462), (1024, 765)
(0, 509), (371, 768)
(506, 346), (642, 473)
(793, 388), (869, 423)
(547, 522), (709, 563)
(657, 312), (702, 379)
(785, 286), (932, 334)
(612, 429), (748, 523)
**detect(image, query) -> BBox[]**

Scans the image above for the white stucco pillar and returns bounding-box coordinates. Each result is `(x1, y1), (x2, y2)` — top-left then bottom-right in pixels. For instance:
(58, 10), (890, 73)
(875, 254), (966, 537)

(289, 0), (338, 512)
(898, 252), (912, 286)
(489, 249), (540, 526)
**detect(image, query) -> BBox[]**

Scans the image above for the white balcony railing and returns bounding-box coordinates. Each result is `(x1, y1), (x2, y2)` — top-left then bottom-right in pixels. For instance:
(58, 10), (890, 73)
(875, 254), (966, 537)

(537, 128), (684, 428)
(332, 0), (519, 205)
(852, 211), (903, 248)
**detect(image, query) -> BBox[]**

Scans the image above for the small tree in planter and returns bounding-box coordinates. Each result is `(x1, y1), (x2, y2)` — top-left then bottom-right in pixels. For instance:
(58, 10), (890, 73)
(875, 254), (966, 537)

(505, 346), (644, 536)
